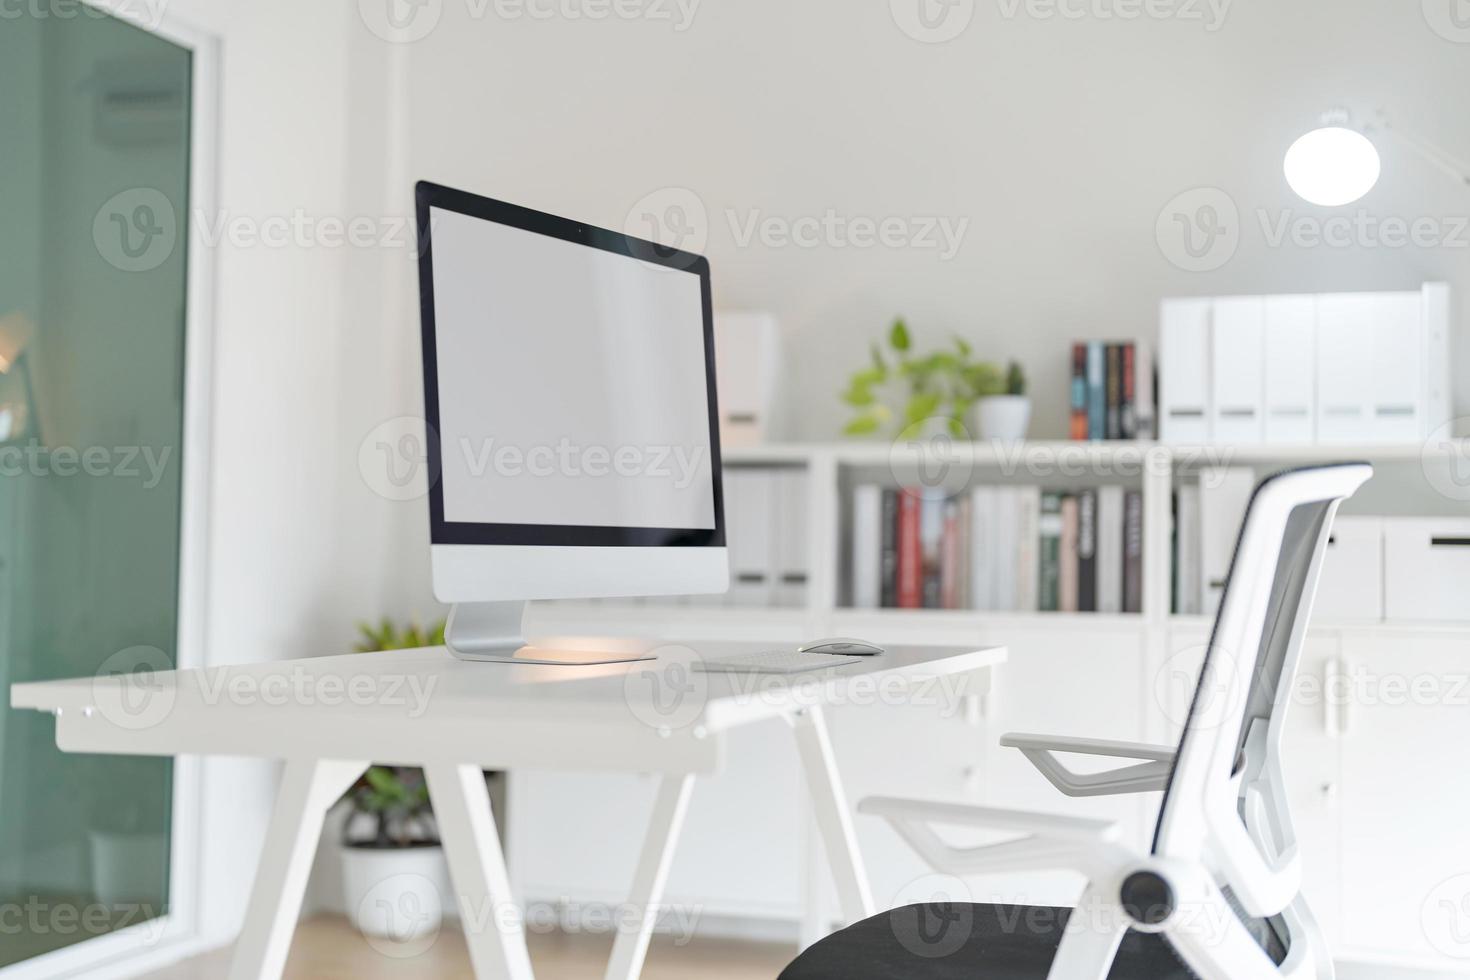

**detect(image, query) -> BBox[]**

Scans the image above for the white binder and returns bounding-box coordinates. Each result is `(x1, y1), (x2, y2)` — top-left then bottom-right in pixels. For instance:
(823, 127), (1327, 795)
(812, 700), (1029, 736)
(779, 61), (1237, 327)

(1211, 296), (1265, 444)
(969, 486), (998, 611)
(994, 488), (1020, 612)
(1421, 282), (1453, 438)
(1263, 294), (1316, 444)
(1367, 292), (1425, 443)
(1198, 466), (1255, 617)
(725, 470), (775, 606)
(713, 312), (781, 448)
(1315, 293), (1375, 444)
(1014, 485), (1042, 613)
(1096, 484), (1124, 615)
(773, 470), (809, 607)
(850, 485), (882, 610)
(1160, 298), (1213, 443)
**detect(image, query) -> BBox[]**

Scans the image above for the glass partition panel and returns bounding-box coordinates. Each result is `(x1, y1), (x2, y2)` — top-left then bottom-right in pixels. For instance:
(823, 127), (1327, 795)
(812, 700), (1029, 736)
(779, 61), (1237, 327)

(0, 7), (191, 967)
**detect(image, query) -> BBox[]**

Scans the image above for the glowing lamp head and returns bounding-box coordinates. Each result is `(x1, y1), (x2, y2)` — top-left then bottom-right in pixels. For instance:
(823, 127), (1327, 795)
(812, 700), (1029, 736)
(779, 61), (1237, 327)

(1284, 126), (1381, 207)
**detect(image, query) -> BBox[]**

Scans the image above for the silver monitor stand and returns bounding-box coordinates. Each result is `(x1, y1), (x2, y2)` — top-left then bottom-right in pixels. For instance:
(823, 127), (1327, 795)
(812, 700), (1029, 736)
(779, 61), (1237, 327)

(444, 601), (657, 665)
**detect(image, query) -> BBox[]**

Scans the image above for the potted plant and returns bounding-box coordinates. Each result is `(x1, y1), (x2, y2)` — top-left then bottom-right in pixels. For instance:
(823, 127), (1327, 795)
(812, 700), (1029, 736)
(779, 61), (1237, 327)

(972, 360), (1031, 442)
(843, 318), (989, 439)
(339, 619), (454, 941)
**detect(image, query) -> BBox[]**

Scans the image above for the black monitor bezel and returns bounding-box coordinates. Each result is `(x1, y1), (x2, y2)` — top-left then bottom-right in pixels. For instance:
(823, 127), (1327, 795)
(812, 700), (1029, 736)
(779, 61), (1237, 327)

(415, 180), (726, 549)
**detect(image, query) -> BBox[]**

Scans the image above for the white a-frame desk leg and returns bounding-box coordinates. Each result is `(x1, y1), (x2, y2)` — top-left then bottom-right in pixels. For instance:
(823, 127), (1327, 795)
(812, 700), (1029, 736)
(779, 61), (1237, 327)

(603, 774), (696, 980)
(229, 758), (368, 980)
(791, 706), (875, 928)
(424, 763), (535, 980)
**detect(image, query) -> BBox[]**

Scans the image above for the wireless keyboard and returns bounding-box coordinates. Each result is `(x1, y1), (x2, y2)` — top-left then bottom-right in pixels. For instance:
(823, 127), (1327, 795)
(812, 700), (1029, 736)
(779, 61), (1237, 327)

(692, 650), (864, 674)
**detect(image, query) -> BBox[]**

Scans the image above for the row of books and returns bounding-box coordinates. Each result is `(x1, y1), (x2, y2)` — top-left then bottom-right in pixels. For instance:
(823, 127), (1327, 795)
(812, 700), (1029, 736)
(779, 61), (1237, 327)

(849, 485), (1145, 613)
(1068, 340), (1156, 441)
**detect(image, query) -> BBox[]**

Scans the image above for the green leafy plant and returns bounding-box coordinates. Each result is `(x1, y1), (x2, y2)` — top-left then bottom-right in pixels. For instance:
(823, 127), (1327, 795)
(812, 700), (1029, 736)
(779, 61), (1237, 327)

(342, 617), (447, 849)
(843, 318), (1006, 437)
(354, 617), (446, 653)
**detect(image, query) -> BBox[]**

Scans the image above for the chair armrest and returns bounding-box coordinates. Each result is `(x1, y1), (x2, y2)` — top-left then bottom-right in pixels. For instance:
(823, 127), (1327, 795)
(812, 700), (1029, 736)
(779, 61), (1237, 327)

(1000, 732), (1176, 798)
(1001, 733), (1178, 763)
(858, 796), (1131, 880)
(859, 797), (1118, 842)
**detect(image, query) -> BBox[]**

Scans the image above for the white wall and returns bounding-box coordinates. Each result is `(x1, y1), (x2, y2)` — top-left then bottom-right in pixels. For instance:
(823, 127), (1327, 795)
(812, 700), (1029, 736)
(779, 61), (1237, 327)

(137, 0), (413, 945)
(387, 0), (1470, 453)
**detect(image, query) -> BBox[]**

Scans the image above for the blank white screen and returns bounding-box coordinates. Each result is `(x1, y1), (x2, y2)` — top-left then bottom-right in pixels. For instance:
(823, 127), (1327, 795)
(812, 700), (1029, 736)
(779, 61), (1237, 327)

(431, 207), (716, 530)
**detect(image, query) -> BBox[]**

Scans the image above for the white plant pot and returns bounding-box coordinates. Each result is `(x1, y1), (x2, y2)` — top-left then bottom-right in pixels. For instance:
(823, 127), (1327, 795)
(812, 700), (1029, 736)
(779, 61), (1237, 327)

(974, 396), (1032, 442)
(341, 844), (453, 940)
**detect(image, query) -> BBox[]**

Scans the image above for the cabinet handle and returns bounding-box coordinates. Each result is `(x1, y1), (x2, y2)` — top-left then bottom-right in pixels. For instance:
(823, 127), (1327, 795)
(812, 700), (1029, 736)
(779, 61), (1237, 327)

(962, 694), (985, 728)
(1323, 655), (1352, 740)
(1321, 782), (1339, 808)
(1324, 658), (1350, 738)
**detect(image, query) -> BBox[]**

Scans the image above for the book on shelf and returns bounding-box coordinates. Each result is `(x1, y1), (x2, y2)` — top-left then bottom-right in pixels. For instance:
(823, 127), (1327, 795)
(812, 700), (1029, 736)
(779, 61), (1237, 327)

(896, 489), (923, 609)
(1096, 485), (1124, 614)
(1070, 339), (1156, 441)
(1077, 488), (1097, 613)
(848, 482), (1145, 615)
(1124, 489), (1144, 614)
(880, 488), (899, 609)
(1038, 492), (1063, 612)
(1059, 495), (1080, 613)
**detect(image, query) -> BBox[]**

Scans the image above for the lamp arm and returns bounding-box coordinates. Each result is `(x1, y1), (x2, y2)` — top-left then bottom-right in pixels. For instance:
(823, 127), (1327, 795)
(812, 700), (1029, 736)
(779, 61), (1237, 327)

(1366, 111), (1470, 190)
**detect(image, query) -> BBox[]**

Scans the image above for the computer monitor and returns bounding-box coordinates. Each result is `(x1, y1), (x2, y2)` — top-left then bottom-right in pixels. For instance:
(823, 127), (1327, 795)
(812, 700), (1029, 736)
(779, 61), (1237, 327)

(415, 182), (728, 663)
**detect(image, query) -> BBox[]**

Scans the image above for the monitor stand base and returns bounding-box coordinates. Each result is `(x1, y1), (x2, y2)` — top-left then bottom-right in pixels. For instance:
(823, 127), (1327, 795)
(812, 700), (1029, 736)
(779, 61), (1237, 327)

(444, 601), (657, 665)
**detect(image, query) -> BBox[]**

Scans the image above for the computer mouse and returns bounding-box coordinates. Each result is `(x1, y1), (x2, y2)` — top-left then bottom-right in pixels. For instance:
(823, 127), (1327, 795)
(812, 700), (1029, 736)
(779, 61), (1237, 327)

(798, 638), (885, 656)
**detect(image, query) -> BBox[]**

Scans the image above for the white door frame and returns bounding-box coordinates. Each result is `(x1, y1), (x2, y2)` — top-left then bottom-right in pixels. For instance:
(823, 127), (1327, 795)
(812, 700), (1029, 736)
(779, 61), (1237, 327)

(2, 3), (219, 978)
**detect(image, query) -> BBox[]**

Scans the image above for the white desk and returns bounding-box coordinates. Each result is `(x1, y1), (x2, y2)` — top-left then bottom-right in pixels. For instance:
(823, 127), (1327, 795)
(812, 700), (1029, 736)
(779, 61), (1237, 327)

(11, 640), (1004, 980)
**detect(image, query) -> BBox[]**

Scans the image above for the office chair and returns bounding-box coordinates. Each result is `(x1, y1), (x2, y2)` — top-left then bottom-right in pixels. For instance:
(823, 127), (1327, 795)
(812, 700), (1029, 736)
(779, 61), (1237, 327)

(780, 463), (1371, 980)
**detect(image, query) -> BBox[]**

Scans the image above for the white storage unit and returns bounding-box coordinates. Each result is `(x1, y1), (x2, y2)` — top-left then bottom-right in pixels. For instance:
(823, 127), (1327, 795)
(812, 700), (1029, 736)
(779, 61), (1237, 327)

(1161, 285), (1452, 446)
(1384, 518), (1470, 623)
(1315, 516), (1385, 623)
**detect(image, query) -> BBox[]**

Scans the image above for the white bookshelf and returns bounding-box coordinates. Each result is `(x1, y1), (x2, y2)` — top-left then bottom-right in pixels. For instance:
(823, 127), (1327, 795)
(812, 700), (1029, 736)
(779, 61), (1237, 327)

(546, 438), (1470, 640)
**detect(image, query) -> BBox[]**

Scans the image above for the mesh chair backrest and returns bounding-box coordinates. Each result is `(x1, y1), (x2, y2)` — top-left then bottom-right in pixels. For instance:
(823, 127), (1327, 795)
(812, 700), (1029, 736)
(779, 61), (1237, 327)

(1153, 463), (1372, 853)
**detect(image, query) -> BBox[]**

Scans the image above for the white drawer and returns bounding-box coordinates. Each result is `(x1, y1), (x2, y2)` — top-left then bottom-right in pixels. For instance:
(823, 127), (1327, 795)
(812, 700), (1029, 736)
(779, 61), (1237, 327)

(1384, 518), (1470, 623)
(1314, 517), (1383, 623)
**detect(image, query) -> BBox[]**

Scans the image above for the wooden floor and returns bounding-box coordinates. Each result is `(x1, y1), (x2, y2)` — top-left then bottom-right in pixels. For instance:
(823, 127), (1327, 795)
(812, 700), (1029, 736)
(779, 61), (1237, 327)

(149, 915), (795, 980)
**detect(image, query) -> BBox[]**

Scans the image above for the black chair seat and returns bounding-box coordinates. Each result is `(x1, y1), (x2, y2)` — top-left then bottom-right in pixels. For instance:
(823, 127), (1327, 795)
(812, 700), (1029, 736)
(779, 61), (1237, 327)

(779, 903), (1198, 980)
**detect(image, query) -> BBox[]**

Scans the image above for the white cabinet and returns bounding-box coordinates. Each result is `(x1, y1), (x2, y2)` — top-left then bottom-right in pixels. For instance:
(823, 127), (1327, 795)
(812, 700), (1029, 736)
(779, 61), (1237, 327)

(1336, 632), (1470, 966)
(1280, 637), (1345, 948)
(969, 627), (1151, 907)
(1162, 626), (1470, 969)
(826, 625), (1148, 915)
(507, 719), (805, 925)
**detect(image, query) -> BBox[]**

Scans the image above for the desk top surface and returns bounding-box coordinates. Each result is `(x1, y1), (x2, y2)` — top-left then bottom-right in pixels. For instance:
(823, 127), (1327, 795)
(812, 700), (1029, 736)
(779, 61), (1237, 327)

(13, 641), (1003, 723)
(10, 641), (1005, 768)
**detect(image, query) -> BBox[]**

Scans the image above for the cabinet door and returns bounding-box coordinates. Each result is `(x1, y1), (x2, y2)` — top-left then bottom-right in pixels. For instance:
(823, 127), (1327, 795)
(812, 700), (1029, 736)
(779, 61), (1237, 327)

(1338, 633), (1470, 965)
(829, 690), (992, 911)
(974, 628), (1149, 907)
(1279, 636), (1344, 948)
(507, 718), (803, 920)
